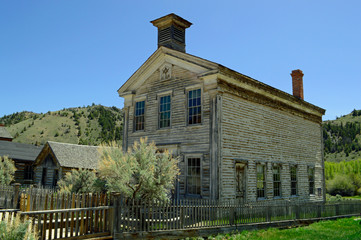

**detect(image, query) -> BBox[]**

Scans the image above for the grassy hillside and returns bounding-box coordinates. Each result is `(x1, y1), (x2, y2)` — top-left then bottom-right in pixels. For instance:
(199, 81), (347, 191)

(0, 104), (123, 146)
(323, 109), (361, 162)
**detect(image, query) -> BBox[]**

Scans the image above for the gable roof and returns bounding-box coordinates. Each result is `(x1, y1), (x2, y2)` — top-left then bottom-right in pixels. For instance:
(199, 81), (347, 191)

(118, 46), (325, 119)
(40, 141), (101, 169)
(0, 126), (13, 140)
(0, 141), (42, 162)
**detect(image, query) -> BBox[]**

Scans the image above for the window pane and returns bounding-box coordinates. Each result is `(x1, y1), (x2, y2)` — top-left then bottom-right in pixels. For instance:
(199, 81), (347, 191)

(188, 89), (202, 125)
(159, 95), (171, 128)
(187, 158), (201, 195)
(257, 164), (265, 198)
(135, 101), (145, 131)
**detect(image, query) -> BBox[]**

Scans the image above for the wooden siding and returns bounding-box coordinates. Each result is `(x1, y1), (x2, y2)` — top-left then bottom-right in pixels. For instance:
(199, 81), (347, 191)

(34, 154), (61, 187)
(220, 90), (323, 202)
(125, 65), (213, 199)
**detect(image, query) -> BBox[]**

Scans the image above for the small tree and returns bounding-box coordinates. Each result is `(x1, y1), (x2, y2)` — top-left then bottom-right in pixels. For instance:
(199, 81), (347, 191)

(58, 168), (98, 194)
(0, 156), (16, 185)
(98, 138), (179, 202)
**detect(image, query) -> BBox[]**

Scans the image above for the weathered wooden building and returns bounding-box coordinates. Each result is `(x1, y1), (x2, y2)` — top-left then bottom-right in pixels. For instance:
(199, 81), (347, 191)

(33, 141), (100, 187)
(0, 140), (42, 185)
(118, 14), (326, 203)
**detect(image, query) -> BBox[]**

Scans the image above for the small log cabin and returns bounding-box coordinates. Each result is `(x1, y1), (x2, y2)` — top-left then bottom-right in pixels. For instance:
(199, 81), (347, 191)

(0, 140), (42, 185)
(118, 14), (326, 203)
(33, 141), (100, 187)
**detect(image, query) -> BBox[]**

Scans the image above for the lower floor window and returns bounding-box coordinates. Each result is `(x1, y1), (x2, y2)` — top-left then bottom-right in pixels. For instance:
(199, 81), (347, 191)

(257, 164), (266, 198)
(24, 165), (33, 180)
(186, 157), (201, 195)
(273, 165), (281, 197)
(308, 166), (315, 195)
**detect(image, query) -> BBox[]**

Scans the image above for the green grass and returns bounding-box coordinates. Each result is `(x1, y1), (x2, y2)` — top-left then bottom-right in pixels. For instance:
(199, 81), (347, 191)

(201, 217), (361, 240)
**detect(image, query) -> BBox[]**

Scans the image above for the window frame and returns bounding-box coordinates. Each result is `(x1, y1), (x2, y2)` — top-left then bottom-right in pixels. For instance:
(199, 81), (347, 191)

(158, 94), (172, 129)
(186, 88), (202, 125)
(134, 100), (145, 131)
(290, 165), (298, 196)
(185, 155), (202, 197)
(308, 166), (315, 195)
(23, 165), (34, 180)
(256, 163), (266, 199)
(273, 164), (281, 198)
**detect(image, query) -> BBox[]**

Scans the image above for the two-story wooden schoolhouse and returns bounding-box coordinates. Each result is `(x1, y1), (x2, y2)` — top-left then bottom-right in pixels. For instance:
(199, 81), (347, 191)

(118, 14), (326, 203)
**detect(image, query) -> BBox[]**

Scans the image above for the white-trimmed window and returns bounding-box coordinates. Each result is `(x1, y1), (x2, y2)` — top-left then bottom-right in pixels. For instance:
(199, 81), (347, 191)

(290, 165), (298, 196)
(187, 89), (202, 125)
(159, 95), (171, 128)
(257, 164), (266, 198)
(308, 166), (315, 195)
(273, 165), (281, 197)
(186, 157), (201, 195)
(134, 101), (145, 131)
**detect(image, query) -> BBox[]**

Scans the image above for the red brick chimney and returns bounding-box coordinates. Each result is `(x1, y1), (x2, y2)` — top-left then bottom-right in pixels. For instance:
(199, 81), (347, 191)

(291, 69), (304, 100)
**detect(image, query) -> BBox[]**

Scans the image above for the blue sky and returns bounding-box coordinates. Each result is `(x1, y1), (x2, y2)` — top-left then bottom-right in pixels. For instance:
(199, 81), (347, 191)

(1, 1), (360, 121)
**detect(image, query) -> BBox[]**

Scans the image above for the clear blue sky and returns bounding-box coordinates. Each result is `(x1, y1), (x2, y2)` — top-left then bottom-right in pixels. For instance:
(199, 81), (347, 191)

(1, 1), (360, 121)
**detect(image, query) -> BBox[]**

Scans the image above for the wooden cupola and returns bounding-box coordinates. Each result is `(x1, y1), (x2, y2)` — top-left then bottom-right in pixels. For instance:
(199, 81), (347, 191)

(151, 13), (192, 53)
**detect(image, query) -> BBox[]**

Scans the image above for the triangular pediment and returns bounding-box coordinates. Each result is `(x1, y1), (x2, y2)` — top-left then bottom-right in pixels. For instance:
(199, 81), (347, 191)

(118, 46), (219, 96)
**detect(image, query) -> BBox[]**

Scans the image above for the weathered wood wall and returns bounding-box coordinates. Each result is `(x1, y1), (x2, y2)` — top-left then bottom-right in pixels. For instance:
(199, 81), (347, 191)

(219, 86), (324, 202)
(125, 65), (213, 199)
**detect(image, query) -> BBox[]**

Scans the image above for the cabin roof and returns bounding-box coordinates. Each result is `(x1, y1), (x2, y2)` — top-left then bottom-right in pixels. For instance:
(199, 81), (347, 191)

(46, 141), (101, 169)
(0, 141), (42, 162)
(0, 126), (13, 140)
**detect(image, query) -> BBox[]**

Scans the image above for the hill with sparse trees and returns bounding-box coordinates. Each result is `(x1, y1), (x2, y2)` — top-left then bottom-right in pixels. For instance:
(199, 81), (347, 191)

(0, 104), (123, 146)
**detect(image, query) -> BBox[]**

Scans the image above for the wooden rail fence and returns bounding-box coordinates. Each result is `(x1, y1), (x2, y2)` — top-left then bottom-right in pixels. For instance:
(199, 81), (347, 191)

(112, 198), (361, 239)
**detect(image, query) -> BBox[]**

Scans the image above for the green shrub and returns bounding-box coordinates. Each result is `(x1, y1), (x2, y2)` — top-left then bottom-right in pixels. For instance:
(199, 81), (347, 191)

(0, 215), (38, 240)
(98, 138), (179, 202)
(0, 156), (16, 185)
(327, 174), (355, 196)
(58, 168), (98, 194)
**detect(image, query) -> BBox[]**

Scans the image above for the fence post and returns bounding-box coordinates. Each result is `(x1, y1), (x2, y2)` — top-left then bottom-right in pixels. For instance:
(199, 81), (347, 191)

(295, 204), (300, 219)
(12, 183), (21, 209)
(266, 205), (271, 222)
(317, 203), (321, 218)
(335, 203), (340, 216)
(110, 193), (121, 238)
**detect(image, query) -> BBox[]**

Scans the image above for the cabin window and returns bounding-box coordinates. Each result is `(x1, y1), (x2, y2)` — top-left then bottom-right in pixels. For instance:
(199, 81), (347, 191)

(187, 89), (201, 125)
(134, 100), (145, 131)
(290, 165), (298, 196)
(159, 95), (171, 128)
(186, 157), (201, 196)
(41, 168), (47, 186)
(52, 170), (59, 187)
(256, 164), (266, 198)
(308, 166), (315, 195)
(273, 165), (281, 197)
(23, 165), (33, 180)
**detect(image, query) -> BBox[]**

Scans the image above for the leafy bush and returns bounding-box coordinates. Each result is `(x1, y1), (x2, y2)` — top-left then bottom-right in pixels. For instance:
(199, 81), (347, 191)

(326, 174), (355, 196)
(0, 215), (38, 240)
(58, 168), (98, 194)
(98, 138), (179, 202)
(0, 156), (16, 185)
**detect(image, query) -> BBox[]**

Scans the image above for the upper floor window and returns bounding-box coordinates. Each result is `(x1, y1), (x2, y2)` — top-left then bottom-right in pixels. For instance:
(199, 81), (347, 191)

(159, 95), (171, 128)
(257, 164), (266, 198)
(134, 101), (145, 131)
(290, 165), (298, 196)
(308, 166), (315, 195)
(187, 89), (201, 125)
(273, 165), (281, 197)
(186, 157), (201, 195)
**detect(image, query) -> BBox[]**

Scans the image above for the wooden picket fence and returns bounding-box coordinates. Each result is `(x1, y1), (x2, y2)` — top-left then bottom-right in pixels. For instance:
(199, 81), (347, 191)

(112, 198), (361, 236)
(19, 193), (113, 240)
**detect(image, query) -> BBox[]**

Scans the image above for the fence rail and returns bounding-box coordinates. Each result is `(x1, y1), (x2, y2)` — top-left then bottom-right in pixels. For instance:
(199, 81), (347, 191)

(2, 184), (361, 240)
(21, 206), (113, 240)
(113, 198), (361, 234)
